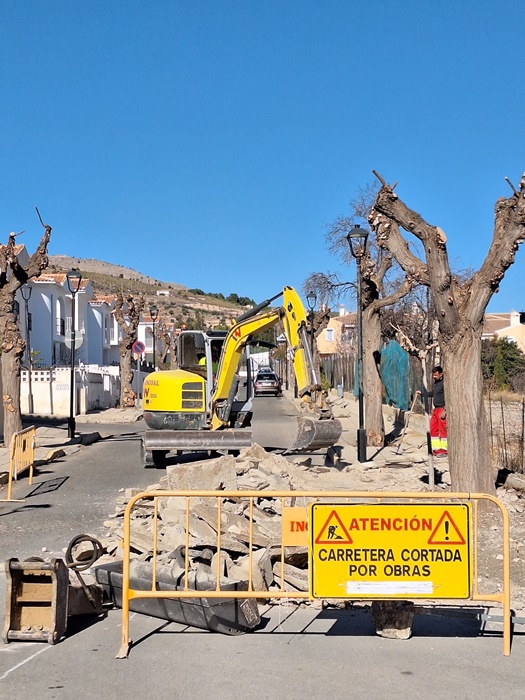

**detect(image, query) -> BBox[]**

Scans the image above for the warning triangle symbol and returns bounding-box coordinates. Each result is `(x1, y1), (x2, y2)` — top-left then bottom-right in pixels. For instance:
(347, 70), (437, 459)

(315, 510), (353, 545)
(427, 510), (466, 545)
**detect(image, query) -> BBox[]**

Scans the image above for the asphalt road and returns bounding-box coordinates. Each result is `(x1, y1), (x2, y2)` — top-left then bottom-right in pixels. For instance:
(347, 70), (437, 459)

(2, 398), (525, 697)
(0, 396), (302, 557)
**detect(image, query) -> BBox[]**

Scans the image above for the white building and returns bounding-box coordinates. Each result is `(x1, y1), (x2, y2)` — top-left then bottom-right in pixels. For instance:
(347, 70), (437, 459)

(87, 295), (121, 366)
(15, 273), (124, 368)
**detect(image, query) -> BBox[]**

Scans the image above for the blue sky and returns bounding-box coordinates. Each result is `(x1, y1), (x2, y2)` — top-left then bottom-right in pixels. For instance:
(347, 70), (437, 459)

(1, 0), (524, 312)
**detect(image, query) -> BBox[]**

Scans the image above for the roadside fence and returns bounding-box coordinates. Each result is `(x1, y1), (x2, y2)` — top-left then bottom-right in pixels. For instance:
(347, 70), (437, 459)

(115, 490), (511, 658)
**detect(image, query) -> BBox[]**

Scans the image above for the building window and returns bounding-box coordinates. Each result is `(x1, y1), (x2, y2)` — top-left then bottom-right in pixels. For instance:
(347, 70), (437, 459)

(325, 329), (334, 342)
(55, 297), (65, 337)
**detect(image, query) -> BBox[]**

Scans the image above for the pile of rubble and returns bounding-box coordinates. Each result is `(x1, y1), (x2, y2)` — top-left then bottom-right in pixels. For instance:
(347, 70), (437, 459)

(90, 439), (525, 619)
(96, 443), (364, 595)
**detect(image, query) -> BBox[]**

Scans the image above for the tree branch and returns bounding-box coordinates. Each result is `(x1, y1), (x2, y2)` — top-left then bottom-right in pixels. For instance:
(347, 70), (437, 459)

(467, 174), (525, 323)
(371, 181), (461, 338)
(368, 211), (430, 285)
(372, 276), (414, 313)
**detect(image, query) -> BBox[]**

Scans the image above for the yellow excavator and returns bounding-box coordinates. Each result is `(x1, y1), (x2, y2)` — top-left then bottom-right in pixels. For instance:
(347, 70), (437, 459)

(141, 286), (342, 467)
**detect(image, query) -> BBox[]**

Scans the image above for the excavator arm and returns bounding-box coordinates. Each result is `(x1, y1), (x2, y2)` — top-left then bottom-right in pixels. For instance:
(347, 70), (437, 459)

(210, 287), (332, 434)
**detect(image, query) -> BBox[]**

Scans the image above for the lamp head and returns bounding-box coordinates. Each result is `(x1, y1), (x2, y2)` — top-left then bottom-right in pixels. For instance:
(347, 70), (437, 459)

(306, 291), (317, 311)
(66, 268), (83, 294)
(150, 304), (159, 321)
(20, 283), (32, 301)
(346, 224), (369, 259)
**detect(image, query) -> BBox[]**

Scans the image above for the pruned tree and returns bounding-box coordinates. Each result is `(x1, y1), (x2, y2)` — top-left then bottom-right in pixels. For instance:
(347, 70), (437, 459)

(369, 171), (525, 493)
(307, 184), (415, 446)
(113, 292), (145, 408)
(0, 212), (51, 445)
(156, 322), (174, 370)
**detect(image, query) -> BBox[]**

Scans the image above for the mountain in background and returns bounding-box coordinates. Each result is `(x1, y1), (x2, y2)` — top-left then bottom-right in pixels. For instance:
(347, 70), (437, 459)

(47, 255), (249, 330)
(48, 255), (185, 288)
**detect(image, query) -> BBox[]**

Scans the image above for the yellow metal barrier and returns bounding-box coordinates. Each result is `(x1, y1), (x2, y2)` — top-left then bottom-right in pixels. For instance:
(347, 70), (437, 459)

(4, 426), (36, 502)
(116, 490), (511, 658)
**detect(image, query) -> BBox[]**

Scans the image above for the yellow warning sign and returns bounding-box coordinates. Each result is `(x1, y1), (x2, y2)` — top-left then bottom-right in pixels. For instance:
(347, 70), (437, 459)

(309, 503), (471, 599)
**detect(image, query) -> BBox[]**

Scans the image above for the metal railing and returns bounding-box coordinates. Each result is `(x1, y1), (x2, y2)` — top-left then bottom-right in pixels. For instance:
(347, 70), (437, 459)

(116, 490), (511, 658)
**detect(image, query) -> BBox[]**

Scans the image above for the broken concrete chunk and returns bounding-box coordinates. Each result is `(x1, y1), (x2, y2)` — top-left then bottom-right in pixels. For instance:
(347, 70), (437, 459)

(212, 550), (233, 578)
(229, 548), (274, 591)
(272, 562), (309, 591)
(268, 545), (309, 569)
(293, 456), (312, 467)
(193, 503), (221, 531)
(237, 473), (270, 490)
(194, 535), (250, 556)
(258, 498), (282, 515)
(159, 524), (187, 552)
(166, 454), (238, 493)
(227, 520), (272, 548)
(239, 443), (269, 461)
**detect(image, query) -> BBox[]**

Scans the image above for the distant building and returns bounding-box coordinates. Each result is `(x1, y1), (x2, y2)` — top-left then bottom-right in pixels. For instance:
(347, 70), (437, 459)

(316, 305), (357, 356)
(482, 311), (525, 354)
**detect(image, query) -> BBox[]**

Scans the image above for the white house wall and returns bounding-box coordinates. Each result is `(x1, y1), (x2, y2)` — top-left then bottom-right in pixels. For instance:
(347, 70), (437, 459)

(87, 306), (104, 365)
(25, 287), (55, 366)
(73, 290), (90, 365)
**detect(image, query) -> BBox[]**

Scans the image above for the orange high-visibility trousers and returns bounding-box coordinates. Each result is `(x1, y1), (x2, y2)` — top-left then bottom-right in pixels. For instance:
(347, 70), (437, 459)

(430, 406), (447, 455)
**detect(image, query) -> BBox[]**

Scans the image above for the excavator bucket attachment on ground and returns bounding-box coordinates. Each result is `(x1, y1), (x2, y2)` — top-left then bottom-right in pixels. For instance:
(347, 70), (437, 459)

(289, 416), (342, 452)
(143, 429), (253, 455)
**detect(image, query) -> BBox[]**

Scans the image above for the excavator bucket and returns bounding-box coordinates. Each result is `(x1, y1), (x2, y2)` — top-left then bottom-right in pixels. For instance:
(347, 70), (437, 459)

(289, 417), (342, 452)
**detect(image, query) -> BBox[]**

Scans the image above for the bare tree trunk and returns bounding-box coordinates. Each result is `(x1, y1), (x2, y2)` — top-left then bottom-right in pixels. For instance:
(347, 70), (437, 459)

(0, 312), (24, 443)
(363, 305), (384, 446)
(444, 332), (493, 493)
(0, 218), (51, 446)
(120, 338), (135, 408)
(156, 324), (172, 370)
(113, 292), (144, 408)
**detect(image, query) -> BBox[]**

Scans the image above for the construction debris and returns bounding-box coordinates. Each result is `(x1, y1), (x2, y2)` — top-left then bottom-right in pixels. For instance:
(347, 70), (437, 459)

(92, 443), (366, 629)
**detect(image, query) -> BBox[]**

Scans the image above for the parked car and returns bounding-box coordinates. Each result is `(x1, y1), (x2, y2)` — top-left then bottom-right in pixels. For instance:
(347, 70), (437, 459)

(254, 370), (282, 397)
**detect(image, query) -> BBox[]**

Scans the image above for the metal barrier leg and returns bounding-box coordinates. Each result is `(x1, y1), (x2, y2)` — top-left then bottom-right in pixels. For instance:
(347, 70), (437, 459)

(116, 522), (131, 659)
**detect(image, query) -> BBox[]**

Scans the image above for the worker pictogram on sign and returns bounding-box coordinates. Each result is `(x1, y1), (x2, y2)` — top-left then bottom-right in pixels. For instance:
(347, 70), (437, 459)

(427, 510), (466, 545)
(314, 510), (353, 545)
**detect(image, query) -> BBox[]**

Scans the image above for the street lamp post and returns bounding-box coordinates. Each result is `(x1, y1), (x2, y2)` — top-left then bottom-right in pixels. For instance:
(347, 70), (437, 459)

(66, 268), (83, 439)
(150, 304), (158, 370)
(20, 284), (33, 414)
(306, 290), (317, 360)
(346, 224), (369, 463)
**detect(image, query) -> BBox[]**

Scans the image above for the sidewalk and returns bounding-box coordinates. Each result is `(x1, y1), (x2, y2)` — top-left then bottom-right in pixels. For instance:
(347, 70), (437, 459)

(0, 407), (144, 482)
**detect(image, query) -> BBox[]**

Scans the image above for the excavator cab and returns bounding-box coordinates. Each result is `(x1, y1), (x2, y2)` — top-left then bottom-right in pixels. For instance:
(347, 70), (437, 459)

(178, 331), (227, 394)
